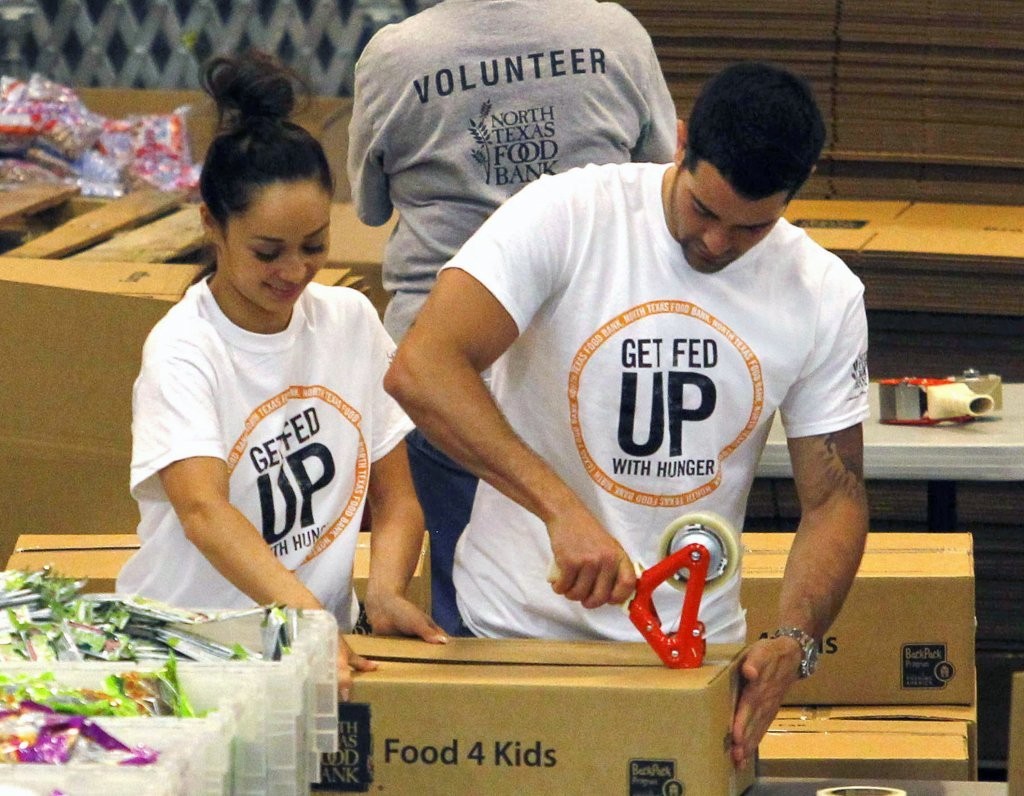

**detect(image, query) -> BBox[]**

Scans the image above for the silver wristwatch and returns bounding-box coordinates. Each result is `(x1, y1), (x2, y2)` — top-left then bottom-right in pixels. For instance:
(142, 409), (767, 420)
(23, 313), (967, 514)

(771, 627), (818, 678)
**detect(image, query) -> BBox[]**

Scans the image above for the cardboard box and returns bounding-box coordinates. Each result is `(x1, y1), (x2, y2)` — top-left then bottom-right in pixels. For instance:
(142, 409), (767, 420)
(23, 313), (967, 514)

(320, 637), (754, 795)
(0, 258), (388, 566)
(7, 529), (430, 611)
(6, 533), (140, 592)
(765, 703), (977, 781)
(741, 532), (976, 705)
(759, 712), (972, 781)
(1010, 671), (1024, 795)
(327, 203), (395, 319)
(0, 260), (180, 565)
(352, 531), (431, 615)
(783, 199), (911, 252)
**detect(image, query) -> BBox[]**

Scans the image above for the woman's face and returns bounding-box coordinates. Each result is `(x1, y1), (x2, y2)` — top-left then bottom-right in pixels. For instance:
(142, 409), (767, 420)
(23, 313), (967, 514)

(205, 179), (331, 333)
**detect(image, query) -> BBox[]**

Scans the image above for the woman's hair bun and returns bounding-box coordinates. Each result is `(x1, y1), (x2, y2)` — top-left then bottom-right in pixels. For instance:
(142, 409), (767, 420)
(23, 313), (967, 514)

(202, 49), (302, 131)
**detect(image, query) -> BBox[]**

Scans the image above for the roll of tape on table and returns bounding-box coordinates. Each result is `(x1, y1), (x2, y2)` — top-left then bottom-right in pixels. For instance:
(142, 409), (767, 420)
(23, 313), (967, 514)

(816, 787), (907, 796)
(926, 381), (995, 419)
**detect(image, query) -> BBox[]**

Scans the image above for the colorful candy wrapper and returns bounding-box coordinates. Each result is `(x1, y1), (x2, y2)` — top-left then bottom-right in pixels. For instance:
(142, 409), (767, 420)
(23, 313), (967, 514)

(0, 702), (158, 765)
(0, 74), (105, 160)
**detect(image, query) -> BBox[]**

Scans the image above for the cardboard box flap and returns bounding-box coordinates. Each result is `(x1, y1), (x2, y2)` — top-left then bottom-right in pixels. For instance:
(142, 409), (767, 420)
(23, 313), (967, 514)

(13, 534), (139, 553)
(761, 723), (968, 761)
(347, 634), (743, 669)
(769, 718), (970, 738)
(783, 199), (911, 251)
(776, 704), (976, 723)
(864, 225), (1024, 259)
(0, 257), (197, 297)
(742, 532), (973, 577)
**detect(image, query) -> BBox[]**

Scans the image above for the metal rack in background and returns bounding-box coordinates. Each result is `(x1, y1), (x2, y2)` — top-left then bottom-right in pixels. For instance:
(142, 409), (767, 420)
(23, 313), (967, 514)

(0, 0), (441, 94)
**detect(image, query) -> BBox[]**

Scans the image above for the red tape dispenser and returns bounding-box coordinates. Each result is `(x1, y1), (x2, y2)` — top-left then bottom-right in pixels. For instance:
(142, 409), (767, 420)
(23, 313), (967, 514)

(548, 513), (740, 669)
(878, 370), (1001, 425)
(627, 513), (739, 668)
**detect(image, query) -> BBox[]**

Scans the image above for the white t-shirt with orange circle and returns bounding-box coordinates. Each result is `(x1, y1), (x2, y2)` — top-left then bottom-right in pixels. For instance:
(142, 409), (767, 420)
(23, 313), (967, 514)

(446, 162), (870, 643)
(117, 280), (412, 630)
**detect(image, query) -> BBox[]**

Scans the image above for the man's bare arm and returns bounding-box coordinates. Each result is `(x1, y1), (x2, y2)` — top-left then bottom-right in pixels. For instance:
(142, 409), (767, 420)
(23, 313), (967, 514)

(385, 268), (635, 607)
(781, 423), (869, 637)
(730, 422), (868, 768)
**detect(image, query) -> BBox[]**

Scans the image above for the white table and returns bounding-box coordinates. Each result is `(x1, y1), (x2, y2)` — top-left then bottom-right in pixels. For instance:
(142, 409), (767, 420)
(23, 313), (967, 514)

(757, 383), (1024, 530)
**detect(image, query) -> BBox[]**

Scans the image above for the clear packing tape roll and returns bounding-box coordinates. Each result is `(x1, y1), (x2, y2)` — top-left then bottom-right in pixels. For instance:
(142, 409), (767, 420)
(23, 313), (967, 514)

(926, 381), (996, 420)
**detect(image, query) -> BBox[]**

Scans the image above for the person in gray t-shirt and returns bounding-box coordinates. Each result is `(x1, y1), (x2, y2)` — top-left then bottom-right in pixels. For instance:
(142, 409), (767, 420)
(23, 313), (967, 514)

(348, 0), (677, 634)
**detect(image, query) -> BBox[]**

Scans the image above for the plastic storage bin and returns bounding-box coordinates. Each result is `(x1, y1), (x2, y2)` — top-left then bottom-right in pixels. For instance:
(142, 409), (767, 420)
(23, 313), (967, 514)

(0, 608), (339, 796)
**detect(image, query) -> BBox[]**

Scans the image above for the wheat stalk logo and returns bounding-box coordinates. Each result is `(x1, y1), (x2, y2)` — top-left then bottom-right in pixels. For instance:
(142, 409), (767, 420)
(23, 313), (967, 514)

(468, 100), (493, 184)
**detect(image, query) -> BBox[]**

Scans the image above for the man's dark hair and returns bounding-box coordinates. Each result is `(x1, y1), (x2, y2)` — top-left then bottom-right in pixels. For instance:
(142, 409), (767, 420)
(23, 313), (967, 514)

(683, 61), (826, 200)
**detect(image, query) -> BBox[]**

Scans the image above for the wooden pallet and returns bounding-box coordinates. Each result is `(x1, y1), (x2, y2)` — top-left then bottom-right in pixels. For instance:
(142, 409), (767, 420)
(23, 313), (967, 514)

(6, 189), (186, 260)
(0, 185), (206, 263)
(0, 185), (370, 294)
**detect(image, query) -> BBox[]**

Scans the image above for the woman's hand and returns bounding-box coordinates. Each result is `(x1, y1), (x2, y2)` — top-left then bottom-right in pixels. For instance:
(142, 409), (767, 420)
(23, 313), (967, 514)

(364, 590), (448, 644)
(337, 633), (378, 701)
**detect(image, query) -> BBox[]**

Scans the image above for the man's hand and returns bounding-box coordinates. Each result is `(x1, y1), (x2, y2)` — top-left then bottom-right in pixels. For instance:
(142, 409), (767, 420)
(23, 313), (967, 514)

(730, 635), (802, 769)
(546, 504), (636, 609)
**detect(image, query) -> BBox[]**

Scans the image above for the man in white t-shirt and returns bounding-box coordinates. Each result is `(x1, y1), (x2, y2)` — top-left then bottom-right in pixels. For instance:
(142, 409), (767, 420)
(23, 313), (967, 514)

(385, 62), (870, 770)
(348, 0), (678, 635)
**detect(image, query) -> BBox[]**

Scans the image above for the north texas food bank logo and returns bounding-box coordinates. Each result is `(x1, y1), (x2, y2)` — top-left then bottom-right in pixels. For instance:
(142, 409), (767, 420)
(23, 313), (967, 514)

(568, 300), (763, 507)
(468, 100), (558, 186)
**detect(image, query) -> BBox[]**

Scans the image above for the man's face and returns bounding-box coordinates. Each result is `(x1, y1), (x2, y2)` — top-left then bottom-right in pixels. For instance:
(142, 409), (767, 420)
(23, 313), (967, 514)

(663, 159), (790, 274)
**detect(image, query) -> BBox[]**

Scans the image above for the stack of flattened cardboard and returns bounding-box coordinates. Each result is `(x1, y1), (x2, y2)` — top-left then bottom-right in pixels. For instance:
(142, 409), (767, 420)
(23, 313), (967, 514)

(619, 1), (1024, 203)
(625, 1), (837, 135)
(834, 2), (1024, 163)
(856, 202), (1024, 317)
(743, 532), (978, 781)
(783, 198), (1024, 318)
(826, 1), (1024, 202)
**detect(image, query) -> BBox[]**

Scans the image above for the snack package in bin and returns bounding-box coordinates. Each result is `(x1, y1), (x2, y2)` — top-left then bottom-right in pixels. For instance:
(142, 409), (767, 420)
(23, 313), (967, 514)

(0, 702), (159, 765)
(0, 74), (105, 160)
(0, 657), (197, 718)
(98, 106), (200, 195)
(0, 156), (66, 185)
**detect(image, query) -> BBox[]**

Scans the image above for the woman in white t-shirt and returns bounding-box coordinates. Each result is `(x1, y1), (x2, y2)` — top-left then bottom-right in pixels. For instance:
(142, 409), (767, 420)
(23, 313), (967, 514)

(116, 50), (446, 696)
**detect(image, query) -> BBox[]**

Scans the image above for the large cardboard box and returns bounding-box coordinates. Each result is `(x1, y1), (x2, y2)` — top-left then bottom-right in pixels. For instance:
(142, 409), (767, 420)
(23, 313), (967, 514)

(327, 203), (395, 319)
(1010, 671), (1024, 795)
(6, 533), (140, 592)
(742, 532), (976, 705)
(763, 703), (977, 782)
(0, 258), (382, 566)
(783, 199), (911, 253)
(320, 637), (755, 795)
(7, 529), (431, 612)
(759, 712), (972, 781)
(0, 259), (181, 565)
